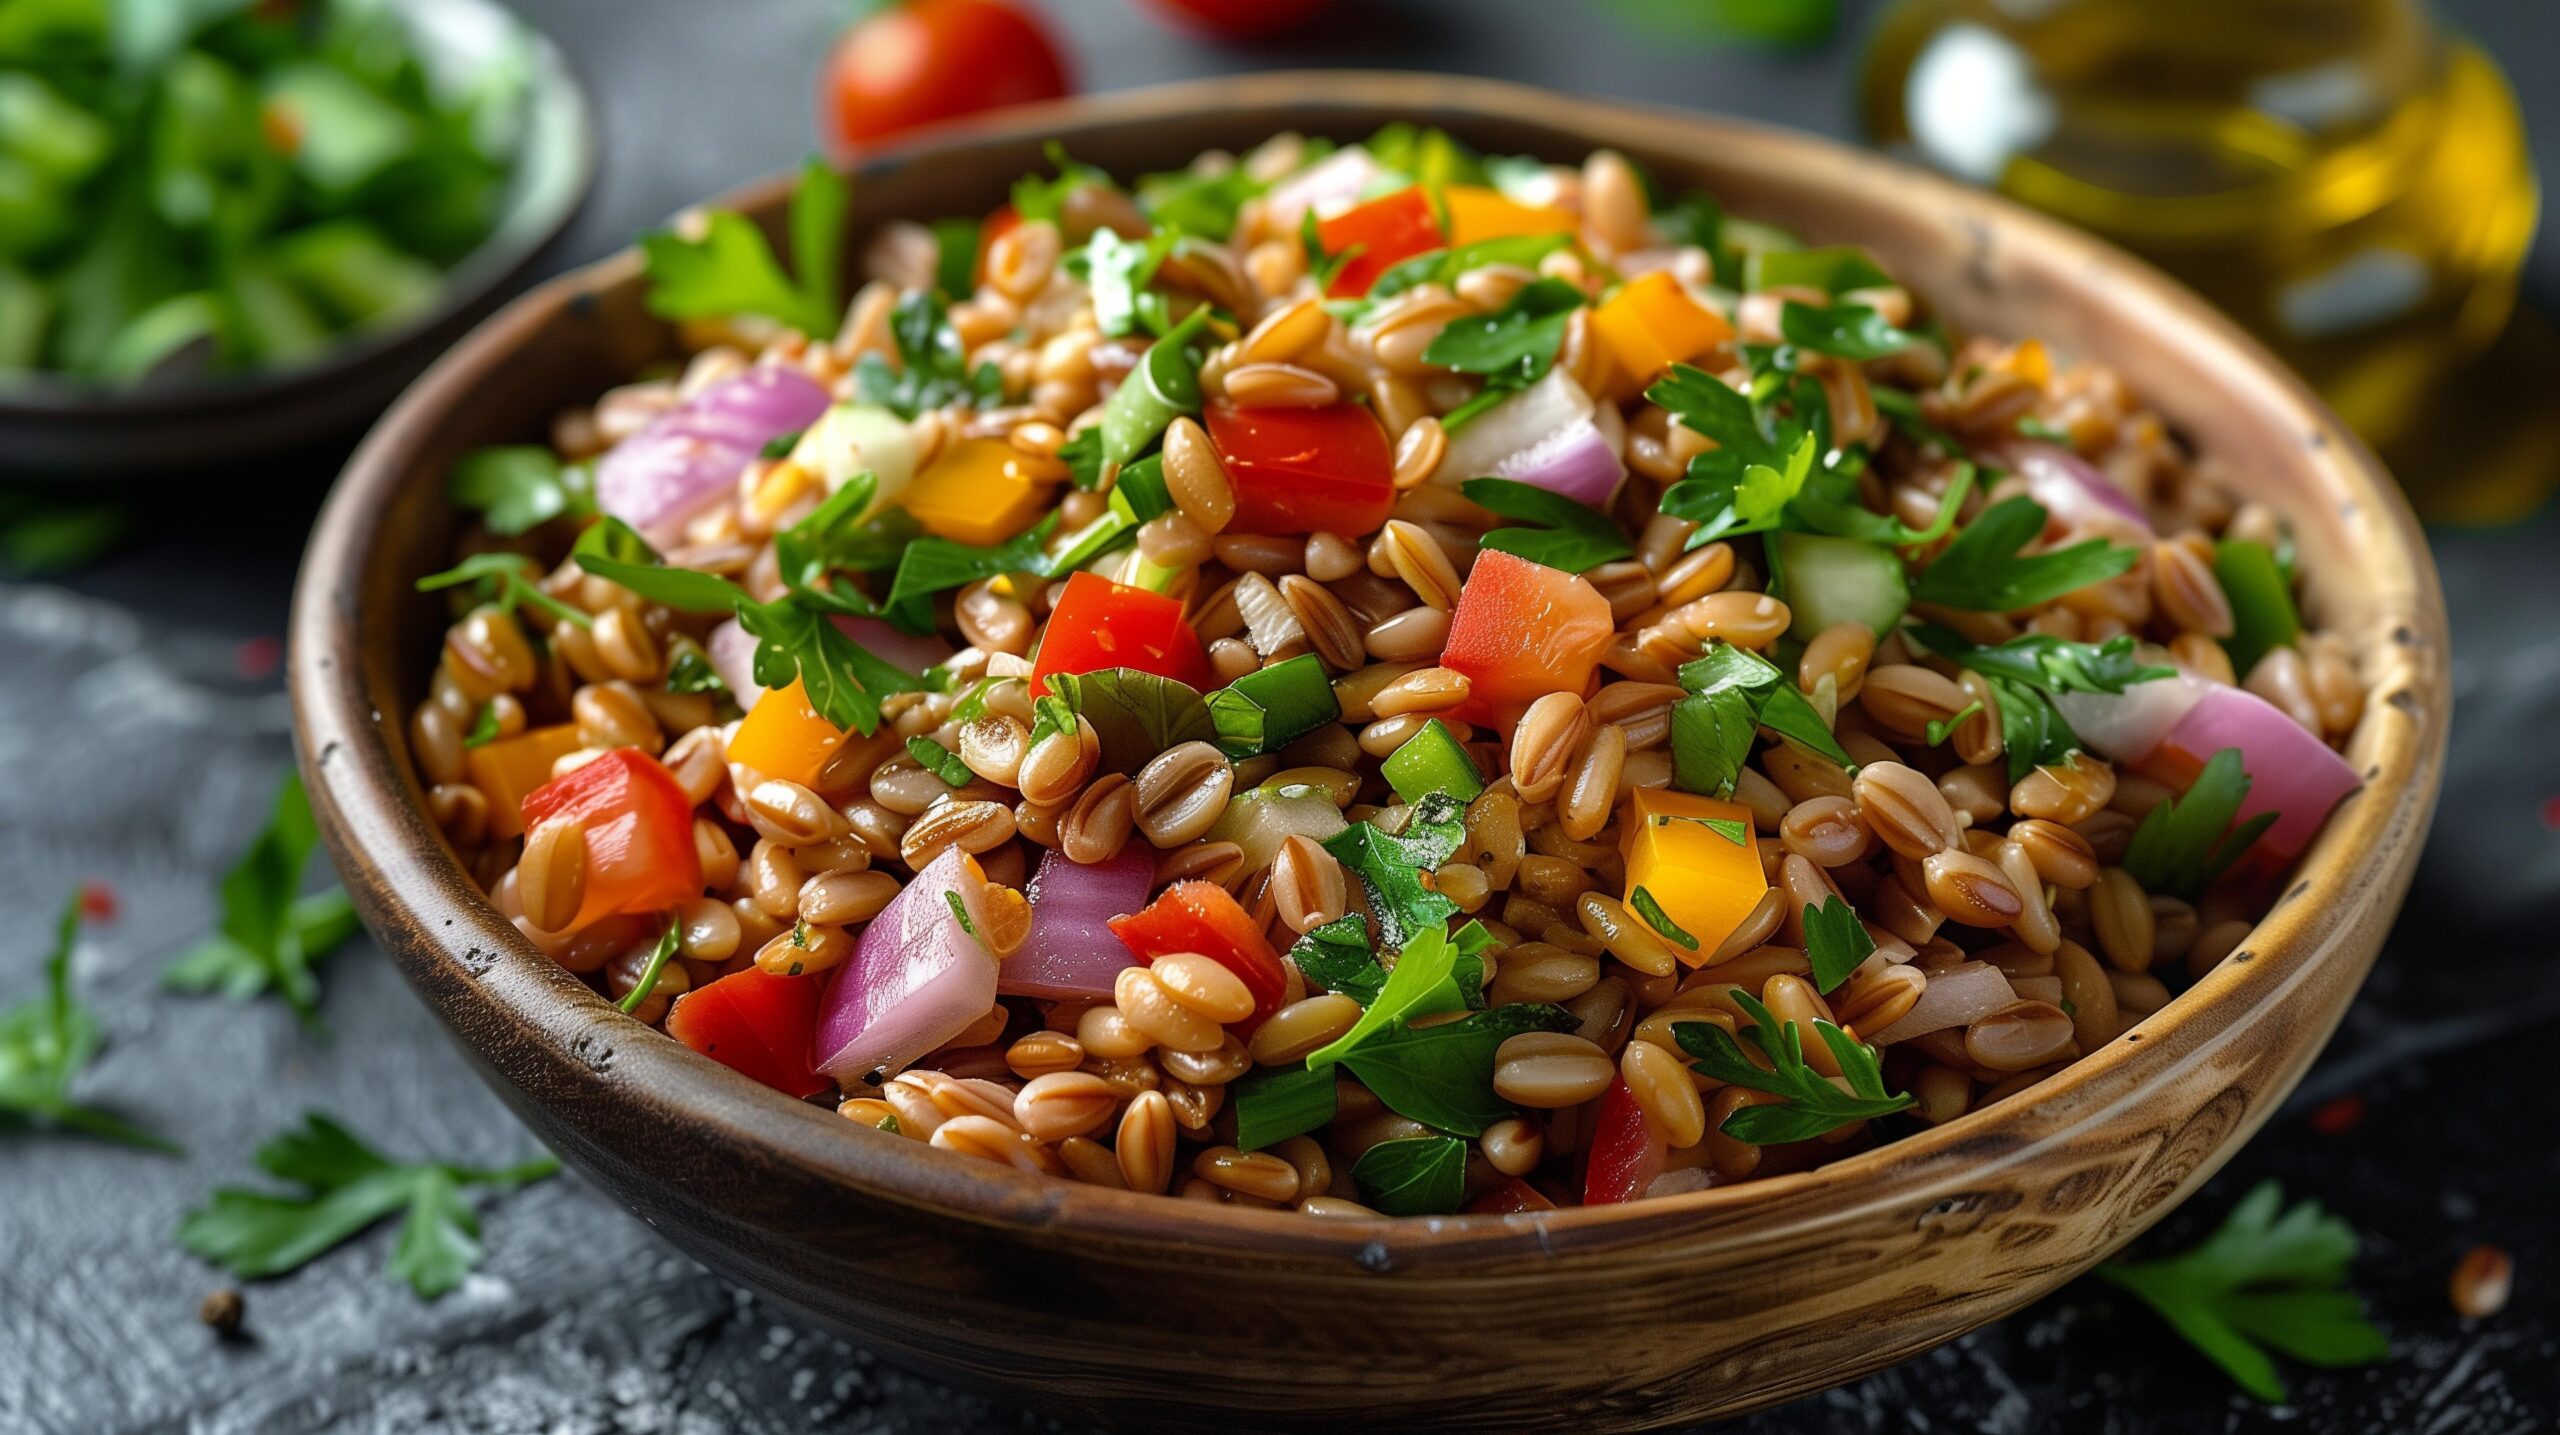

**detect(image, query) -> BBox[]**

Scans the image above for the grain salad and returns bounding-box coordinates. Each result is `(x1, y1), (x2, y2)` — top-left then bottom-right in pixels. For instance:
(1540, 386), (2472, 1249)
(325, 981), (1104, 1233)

(409, 128), (2366, 1215)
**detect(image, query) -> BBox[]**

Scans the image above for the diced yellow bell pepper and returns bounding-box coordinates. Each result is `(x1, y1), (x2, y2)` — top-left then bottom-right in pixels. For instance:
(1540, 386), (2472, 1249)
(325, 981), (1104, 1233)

(900, 437), (1052, 545)
(725, 676), (852, 788)
(467, 723), (587, 840)
(1621, 786), (1767, 969)
(1442, 185), (1575, 246)
(744, 459), (820, 529)
(1590, 271), (1736, 398)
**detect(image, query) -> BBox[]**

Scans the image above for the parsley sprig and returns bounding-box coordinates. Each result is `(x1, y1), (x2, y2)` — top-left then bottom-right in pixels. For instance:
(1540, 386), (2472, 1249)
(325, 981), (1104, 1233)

(165, 771), (360, 1027)
(1910, 496), (2142, 612)
(1674, 990), (1912, 1143)
(852, 288), (1005, 419)
(2123, 748), (2277, 899)
(177, 1114), (559, 1299)
(1424, 276), (1585, 427)
(447, 447), (593, 537)
(415, 552), (591, 630)
(1801, 895), (1874, 994)
(2096, 1181), (2387, 1401)
(1669, 643), (1852, 799)
(640, 156), (847, 339)
(1907, 625), (2175, 782)
(0, 894), (176, 1152)
(1462, 477), (1632, 574)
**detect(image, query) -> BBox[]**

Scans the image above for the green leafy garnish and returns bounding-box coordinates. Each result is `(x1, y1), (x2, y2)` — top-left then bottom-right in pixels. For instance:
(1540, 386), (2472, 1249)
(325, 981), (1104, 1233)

(2216, 540), (2301, 677)
(1628, 887), (1698, 951)
(1743, 245), (1890, 295)
(1011, 142), (1115, 226)
(1289, 914), (1389, 1006)
(665, 646), (727, 696)
(772, 470), (923, 616)
(852, 288), (1005, 419)
(1319, 792), (1468, 952)
(1351, 1134), (1468, 1216)
(905, 735), (973, 788)
(1071, 226), (1174, 337)
(1910, 496), (2142, 612)
(1462, 477), (1633, 574)
(1922, 701), (1982, 748)
(1422, 276), (1582, 387)
(1675, 989), (1912, 1143)
(2096, 1181), (2388, 1402)
(2123, 748), (2280, 900)
(0, 894), (176, 1152)
(640, 156), (847, 338)
(176, 1113), (558, 1299)
(1778, 300), (1919, 360)
(734, 593), (929, 737)
(1801, 895), (1873, 994)
(1364, 123), (1489, 189)
(885, 512), (1061, 608)
(1206, 654), (1340, 758)
(1307, 925), (1472, 1071)
(1335, 1002), (1579, 1138)
(1135, 161), (1269, 242)
(1042, 667), (1218, 773)
(1669, 643), (1852, 797)
(927, 216), (980, 300)
(447, 447), (592, 536)
(415, 552), (590, 629)
(1231, 1063), (1339, 1151)
(571, 518), (751, 614)
(165, 770), (360, 1027)
(1907, 626), (2176, 697)
(614, 922), (680, 1015)
(461, 703), (502, 749)
(1300, 207), (1357, 293)
(1366, 231), (1574, 304)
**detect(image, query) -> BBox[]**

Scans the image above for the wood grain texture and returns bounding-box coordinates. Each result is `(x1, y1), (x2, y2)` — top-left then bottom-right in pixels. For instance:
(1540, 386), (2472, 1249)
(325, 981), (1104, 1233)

(287, 73), (2449, 1432)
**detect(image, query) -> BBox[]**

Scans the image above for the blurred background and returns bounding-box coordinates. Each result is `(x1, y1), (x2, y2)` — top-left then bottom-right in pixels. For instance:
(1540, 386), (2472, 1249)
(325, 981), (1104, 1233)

(1, 1), (2553, 1431)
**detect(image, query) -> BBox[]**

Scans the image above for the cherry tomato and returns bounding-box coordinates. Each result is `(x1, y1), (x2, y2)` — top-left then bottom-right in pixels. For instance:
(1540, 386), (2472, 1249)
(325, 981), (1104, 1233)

(817, 0), (1072, 154)
(1441, 548), (1615, 728)
(1138, 0), (1335, 40)
(1581, 1078), (1667, 1206)
(667, 968), (830, 1098)
(1204, 400), (1396, 537)
(1029, 571), (1214, 695)
(1464, 1176), (1558, 1216)
(1315, 185), (1445, 298)
(519, 749), (703, 933)
(1108, 880), (1289, 1028)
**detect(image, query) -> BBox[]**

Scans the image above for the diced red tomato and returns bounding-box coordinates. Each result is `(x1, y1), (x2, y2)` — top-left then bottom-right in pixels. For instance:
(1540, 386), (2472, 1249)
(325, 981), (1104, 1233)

(975, 202), (1021, 286)
(1441, 548), (1615, 728)
(1108, 880), (1289, 1028)
(1204, 400), (1395, 537)
(1582, 1078), (1668, 1206)
(666, 968), (830, 1098)
(520, 749), (703, 932)
(1029, 571), (1213, 694)
(1315, 185), (1444, 298)
(1465, 1176), (1557, 1215)
(77, 880), (118, 924)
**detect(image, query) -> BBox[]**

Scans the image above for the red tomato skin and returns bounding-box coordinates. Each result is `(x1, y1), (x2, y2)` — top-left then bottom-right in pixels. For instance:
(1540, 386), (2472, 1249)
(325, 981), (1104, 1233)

(1139, 0), (1334, 39)
(1581, 1078), (1667, 1206)
(1108, 881), (1289, 1026)
(1029, 571), (1213, 695)
(667, 969), (830, 1099)
(1464, 1176), (1558, 1215)
(818, 0), (1071, 154)
(1204, 401), (1396, 537)
(1441, 548), (1615, 728)
(520, 749), (704, 932)
(1316, 187), (1445, 299)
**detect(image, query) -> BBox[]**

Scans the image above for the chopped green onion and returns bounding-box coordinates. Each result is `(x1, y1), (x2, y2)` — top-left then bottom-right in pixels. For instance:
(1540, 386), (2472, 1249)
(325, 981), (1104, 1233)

(2215, 540), (2300, 678)
(1207, 654), (1340, 758)
(1380, 717), (1485, 805)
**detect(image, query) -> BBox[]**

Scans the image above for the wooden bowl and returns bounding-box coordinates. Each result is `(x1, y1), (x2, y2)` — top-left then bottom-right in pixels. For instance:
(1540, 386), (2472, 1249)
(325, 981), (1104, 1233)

(290, 73), (2448, 1432)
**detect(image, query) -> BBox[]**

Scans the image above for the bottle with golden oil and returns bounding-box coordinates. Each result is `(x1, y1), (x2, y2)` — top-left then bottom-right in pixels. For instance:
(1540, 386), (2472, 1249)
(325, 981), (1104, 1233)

(1857, 0), (2537, 449)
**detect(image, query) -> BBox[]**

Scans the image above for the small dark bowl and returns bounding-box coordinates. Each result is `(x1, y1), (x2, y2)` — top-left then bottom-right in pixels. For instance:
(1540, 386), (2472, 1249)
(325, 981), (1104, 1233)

(291, 74), (2449, 1432)
(0, 0), (593, 481)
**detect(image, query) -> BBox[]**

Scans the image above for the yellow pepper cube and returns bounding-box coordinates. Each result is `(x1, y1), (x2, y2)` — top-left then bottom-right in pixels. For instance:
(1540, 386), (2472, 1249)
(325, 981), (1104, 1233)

(467, 723), (587, 840)
(726, 676), (852, 788)
(1590, 271), (1736, 397)
(899, 437), (1052, 545)
(1442, 185), (1576, 246)
(1621, 787), (1767, 968)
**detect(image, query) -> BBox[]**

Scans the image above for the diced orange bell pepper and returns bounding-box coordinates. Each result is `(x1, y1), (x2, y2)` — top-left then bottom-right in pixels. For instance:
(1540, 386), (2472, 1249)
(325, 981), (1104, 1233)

(1441, 548), (1614, 729)
(1590, 271), (1734, 399)
(726, 676), (852, 788)
(900, 436), (1054, 545)
(521, 749), (703, 933)
(1621, 787), (1768, 968)
(1441, 185), (1575, 246)
(466, 723), (585, 840)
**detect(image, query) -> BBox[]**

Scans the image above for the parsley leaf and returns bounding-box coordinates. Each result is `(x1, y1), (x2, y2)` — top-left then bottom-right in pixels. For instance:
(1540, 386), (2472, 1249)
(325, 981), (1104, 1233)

(176, 1113), (558, 1299)
(2096, 1181), (2387, 1402)
(1462, 477), (1633, 574)
(1289, 914), (1388, 1006)
(446, 447), (592, 536)
(1907, 625), (2176, 696)
(1910, 496), (2142, 612)
(164, 770), (360, 1027)
(640, 156), (847, 338)
(1043, 668), (1218, 773)
(1745, 246), (1892, 295)
(1669, 643), (1852, 796)
(1135, 162), (1267, 242)
(1367, 231), (1574, 304)
(1351, 1134), (1468, 1216)
(886, 513), (1060, 608)
(1071, 227), (1174, 338)
(415, 552), (591, 630)
(2123, 748), (2279, 900)
(462, 704), (503, 748)
(1338, 1002), (1579, 1137)
(734, 595), (928, 737)
(1422, 276), (1582, 386)
(1300, 207), (1356, 293)
(1675, 989), (1912, 1143)
(571, 518), (752, 614)
(0, 893), (176, 1152)
(1659, 428), (1819, 547)
(906, 735), (974, 788)
(772, 472), (924, 617)
(1307, 925), (1470, 1072)
(852, 288), (1005, 419)
(1801, 895), (1874, 994)
(1319, 792), (1469, 952)
(665, 644), (729, 697)
(1778, 300), (1920, 360)
(1011, 142), (1115, 226)
(1629, 887), (1698, 951)
(927, 216), (980, 300)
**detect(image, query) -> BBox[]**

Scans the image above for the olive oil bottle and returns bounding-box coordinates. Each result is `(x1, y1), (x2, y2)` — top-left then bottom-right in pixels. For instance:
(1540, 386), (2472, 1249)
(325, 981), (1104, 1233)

(1858, 0), (2537, 450)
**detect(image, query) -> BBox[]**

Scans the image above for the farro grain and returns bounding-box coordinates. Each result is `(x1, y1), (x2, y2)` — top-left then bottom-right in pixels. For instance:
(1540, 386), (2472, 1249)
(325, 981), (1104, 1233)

(1965, 1001), (2076, 1072)
(1012, 1072), (1118, 1142)
(1859, 664), (1970, 739)
(1510, 691), (1591, 805)
(1060, 773), (1137, 864)
(2152, 538), (2235, 637)
(1380, 519), (1463, 610)
(1133, 742), (1234, 849)
(1115, 1090), (1176, 1194)
(755, 921), (853, 977)
(1158, 1034), (1251, 1087)
(1194, 1146), (1302, 1202)
(2011, 752), (2118, 824)
(899, 799), (1017, 869)
(1005, 1030), (1085, 1080)
(1278, 575), (1367, 669)
(1834, 963), (1925, 1036)
(519, 819), (587, 933)
(1559, 723), (1628, 841)
(1922, 849), (2024, 926)
(1493, 1032), (1616, 1107)
(1621, 1039), (1707, 1146)
(2450, 1245), (2513, 1320)
(2090, 866), (2157, 972)
(1487, 942), (1601, 1006)
(1995, 839), (2061, 954)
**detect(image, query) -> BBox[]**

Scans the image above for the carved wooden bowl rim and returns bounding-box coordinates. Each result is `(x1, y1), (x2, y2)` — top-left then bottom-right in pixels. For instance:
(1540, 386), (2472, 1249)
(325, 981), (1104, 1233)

(292, 71), (2449, 1270)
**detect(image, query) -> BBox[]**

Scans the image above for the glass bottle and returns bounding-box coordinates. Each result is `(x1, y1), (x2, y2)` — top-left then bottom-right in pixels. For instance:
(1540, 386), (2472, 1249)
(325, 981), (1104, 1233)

(1857, 0), (2537, 449)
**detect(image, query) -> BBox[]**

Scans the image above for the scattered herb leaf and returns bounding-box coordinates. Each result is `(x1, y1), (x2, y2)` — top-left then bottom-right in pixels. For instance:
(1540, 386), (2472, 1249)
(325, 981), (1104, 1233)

(0, 893), (177, 1152)
(164, 770), (359, 1027)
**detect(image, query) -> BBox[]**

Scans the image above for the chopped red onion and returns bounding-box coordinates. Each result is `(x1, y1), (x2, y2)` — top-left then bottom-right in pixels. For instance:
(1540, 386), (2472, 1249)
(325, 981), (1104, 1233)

(1002, 848), (1152, 1000)
(811, 848), (998, 1081)
(597, 365), (830, 546)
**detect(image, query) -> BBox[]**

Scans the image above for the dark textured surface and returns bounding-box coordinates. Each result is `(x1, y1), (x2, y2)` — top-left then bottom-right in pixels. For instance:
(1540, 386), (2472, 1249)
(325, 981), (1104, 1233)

(4, 2), (2557, 1432)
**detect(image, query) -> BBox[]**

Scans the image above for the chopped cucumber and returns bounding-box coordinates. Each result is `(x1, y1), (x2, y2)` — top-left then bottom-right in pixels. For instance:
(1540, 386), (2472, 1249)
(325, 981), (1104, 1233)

(1769, 531), (1908, 642)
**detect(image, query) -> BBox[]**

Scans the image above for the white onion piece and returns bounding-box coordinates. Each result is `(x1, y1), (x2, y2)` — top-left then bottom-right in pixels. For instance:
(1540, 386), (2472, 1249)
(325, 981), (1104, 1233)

(1867, 962), (2017, 1045)
(795, 402), (921, 508)
(707, 618), (765, 710)
(597, 365), (830, 545)
(1206, 787), (1348, 872)
(1430, 367), (1600, 487)
(1258, 145), (1384, 229)
(1980, 438), (2149, 536)
(830, 616), (953, 678)
(1003, 847), (1153, 1000)
(811, 848), (997, 1082)
(1643, 1168), (1715, 1200)
(2052, 674), (2210, 765)
(2146, 684), (2361, 865)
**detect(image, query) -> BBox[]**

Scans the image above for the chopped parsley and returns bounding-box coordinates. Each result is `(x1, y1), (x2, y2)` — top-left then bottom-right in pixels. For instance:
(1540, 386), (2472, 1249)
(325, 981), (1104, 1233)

(1674, 989), (1912, 1143)
(0, 893), (177, 1152)
(2122, 748), (2278, 899)
(640, 156), (846, 339)
(852, 288), (1005, 419)
(414, 552), (590, 630)
(1462, 477), (1633, 574)
(1800, 895), (1874, 994)
(164, 770), (360, 1028)
(1909, 496), (2142, 613)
